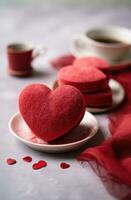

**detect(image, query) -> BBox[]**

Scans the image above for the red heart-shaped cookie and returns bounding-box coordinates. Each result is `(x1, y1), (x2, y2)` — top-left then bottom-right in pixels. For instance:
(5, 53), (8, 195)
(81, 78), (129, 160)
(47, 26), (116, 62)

(57, 65), (108, 92)
(73, 57), (109, 75)
(19, 84), (85, 142)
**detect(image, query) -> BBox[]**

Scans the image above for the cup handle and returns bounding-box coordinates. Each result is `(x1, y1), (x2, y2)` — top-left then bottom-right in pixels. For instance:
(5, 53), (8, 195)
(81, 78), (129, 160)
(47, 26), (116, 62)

(72, 34), (88, 55)
(32, 46), (47, 59)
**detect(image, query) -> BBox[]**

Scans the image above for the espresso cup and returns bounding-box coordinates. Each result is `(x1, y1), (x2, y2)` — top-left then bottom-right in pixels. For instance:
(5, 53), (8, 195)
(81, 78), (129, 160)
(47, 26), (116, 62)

(7, 43), (46, 76)
(72, 26), (131, 62)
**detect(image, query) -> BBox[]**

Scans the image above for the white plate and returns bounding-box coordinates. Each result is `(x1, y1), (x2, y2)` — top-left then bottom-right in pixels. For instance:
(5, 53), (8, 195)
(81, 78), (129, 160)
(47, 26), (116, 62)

(8, 111), (99, 153)
(87, 79), (125, 113)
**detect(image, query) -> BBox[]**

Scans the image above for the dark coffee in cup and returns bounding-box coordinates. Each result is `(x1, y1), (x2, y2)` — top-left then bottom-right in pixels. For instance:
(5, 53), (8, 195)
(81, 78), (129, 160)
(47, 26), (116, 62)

(92, 36), (125, 45)
(93, 37), (124, 44)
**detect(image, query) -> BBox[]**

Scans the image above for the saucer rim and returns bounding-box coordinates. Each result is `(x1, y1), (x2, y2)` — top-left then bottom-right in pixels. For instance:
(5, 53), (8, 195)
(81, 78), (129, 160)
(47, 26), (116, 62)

(8, 111), (99, 149)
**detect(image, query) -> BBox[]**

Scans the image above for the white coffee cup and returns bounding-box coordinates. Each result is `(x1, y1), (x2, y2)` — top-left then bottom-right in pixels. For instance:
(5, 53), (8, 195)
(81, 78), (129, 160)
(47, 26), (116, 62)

(72, 26), (131, 62)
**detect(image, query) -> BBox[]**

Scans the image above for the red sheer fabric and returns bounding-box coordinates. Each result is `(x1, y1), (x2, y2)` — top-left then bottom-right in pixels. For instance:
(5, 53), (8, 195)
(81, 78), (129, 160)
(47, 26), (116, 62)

(78, 69), (131, 199)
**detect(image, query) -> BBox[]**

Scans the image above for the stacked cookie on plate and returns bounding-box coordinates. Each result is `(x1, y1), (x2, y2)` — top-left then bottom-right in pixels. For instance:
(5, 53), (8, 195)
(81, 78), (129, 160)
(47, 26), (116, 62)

(57, 57), (112, 108)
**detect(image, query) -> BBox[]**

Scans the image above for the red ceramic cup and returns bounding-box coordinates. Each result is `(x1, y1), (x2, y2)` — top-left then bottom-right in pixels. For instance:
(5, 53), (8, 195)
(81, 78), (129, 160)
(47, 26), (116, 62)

(7, 43), (46, 76)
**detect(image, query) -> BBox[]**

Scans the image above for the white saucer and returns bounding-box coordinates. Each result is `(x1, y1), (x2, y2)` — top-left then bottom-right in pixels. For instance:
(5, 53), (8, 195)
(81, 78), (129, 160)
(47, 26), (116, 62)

(87, 79), (125, 113)
(8, 111), (99, 153)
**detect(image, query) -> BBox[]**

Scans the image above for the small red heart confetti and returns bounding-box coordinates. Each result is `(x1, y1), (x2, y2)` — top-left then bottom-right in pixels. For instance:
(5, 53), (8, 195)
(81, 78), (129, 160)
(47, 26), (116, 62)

(23, 156), (32, 163)
(32, 163), (42, 170)
(38, 160), (47, 167)
(60, 162), (70, 169)
(7, 158), (17, 165)
(32, 160), (47, 170)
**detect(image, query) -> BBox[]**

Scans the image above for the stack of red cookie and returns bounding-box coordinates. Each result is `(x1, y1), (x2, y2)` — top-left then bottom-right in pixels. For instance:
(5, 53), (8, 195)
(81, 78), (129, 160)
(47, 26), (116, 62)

(57, 57), (112, 108)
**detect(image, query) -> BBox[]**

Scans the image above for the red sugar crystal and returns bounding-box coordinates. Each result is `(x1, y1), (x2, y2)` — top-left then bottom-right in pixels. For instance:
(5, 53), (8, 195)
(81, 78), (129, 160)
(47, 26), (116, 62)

(60, 162), (70, 169)
(7, 158), (17, 165)
(32, 160), (47, 170)
(23, 156), (32, 163)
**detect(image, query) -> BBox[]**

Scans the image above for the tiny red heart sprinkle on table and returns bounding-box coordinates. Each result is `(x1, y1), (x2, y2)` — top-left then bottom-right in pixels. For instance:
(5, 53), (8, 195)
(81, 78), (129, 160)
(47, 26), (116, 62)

(60, 162), (70, 169)
(7, 158), (17, 165)
(32, 163), (42, 170)
(32, 160), (47, 170)
(23, 156), (32, 163)
(38, 160), (47, 167)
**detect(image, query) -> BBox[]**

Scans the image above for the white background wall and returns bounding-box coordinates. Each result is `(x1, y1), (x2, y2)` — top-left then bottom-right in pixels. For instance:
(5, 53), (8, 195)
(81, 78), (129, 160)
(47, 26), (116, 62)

(0, 0), (131, 6)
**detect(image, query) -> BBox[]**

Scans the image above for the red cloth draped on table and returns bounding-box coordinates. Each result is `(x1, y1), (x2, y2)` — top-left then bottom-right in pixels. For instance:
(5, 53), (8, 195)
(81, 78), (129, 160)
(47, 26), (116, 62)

(78, 70), (131, 199)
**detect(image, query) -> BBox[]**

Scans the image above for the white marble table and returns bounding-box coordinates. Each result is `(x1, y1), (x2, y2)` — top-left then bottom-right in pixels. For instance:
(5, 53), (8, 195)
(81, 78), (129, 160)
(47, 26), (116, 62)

(0, 5), (131, 200)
